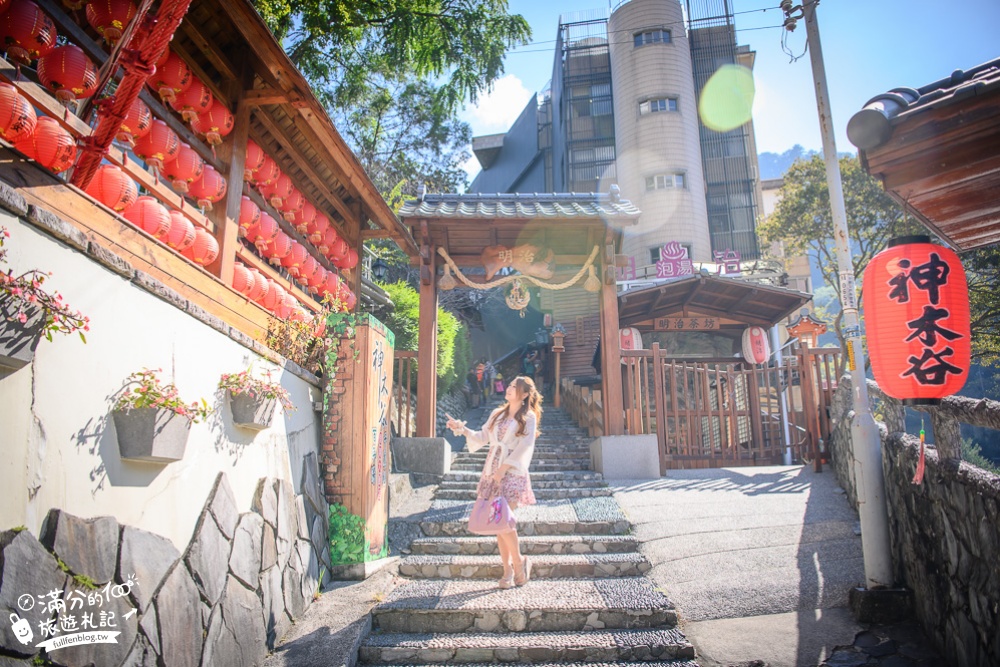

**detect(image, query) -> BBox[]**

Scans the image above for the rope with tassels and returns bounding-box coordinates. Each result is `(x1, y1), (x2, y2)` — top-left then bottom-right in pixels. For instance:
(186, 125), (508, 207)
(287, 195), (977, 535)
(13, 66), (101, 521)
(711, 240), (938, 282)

(436, 245), (603, 293)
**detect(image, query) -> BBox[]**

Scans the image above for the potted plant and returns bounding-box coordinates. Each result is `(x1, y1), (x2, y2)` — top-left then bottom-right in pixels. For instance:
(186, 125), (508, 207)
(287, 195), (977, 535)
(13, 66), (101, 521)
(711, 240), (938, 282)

(218, 369), (295, 430)
(112, 369), (211, 463)
(0, 227), (89, 372)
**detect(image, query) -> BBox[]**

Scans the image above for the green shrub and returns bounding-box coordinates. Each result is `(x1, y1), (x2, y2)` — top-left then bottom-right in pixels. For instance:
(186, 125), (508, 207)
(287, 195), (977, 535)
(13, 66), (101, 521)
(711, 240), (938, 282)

(962, 439), (1000, 475)
(328, 503), (366, 565)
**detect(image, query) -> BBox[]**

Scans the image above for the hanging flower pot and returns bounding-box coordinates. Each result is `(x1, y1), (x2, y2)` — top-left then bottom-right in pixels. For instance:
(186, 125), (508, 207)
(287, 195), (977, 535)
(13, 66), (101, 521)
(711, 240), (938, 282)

(151, 50), (191, 104)
(15, 116), (77, 173)
(169, 76), (212, 122)
(0, 82), (37, 143)
(228, 390), (276, 430)
(37, 44), (99, 103)
(218, 369), (294, 431)
(85, 0), (137, 44)
(113, 96), (151, 148)
(190, 99), (233, 146)
(0, 293), (45, 373)
(0, 1), (58, 66)
(84, 163), (138, 212)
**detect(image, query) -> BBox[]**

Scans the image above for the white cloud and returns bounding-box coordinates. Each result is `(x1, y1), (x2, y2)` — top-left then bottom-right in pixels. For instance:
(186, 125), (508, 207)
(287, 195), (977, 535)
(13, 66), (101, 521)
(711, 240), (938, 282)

(461, 74), (534, 136)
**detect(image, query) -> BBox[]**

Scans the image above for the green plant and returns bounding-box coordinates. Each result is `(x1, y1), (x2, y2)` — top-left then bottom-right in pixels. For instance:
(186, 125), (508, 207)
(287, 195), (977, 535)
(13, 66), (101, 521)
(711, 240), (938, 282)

(0, 226), (89, 342)
(219, 368), (295, 412)
(11, 525), (27, 532)
(313, 567), (326, 601)
(72, 573), (98, 590)
(962, 439), (1000, 475)
(328, 503), (366, 565)
(113, 369), (212, 424)
(266, 315), (327, 375)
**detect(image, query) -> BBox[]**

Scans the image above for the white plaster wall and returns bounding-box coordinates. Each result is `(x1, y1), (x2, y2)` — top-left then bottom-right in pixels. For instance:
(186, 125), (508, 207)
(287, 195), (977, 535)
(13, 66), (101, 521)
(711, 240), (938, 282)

(0, 213), (323, 550)
(609, 0), (711, 262)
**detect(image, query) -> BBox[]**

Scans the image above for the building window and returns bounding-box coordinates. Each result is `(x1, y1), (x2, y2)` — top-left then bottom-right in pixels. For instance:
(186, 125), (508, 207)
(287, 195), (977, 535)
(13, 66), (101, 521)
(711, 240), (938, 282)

(645, 173), (686, 191)
(650, 243), (692, 264)
(640, 97), (678, 115)
(634, 30), (671, 47)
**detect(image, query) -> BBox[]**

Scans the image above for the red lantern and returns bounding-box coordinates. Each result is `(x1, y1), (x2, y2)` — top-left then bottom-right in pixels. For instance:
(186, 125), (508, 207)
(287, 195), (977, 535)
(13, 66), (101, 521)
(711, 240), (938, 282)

(262, 280), (286, 312)
(253, 154), (279, 188)
(308, 213), (330, 244)
(306, 266), (326, 292)
(289, 307), (306, 323)
(318, 226), (337, 254)
(281, 242), (309, 277)
(232, 263), (255, 296)
(321, 272), (341, 299)
(292, 200), (315, 234)
(0, 1), (57, 66)
(280, 292), (297, 320)
(246, 212), (278, 252)
(341, 287), (356, 312)
(260, 172), (292, 209)
(114, 97), (151, 148)
(191, 100), (233, 146)
(262, 230), (292, 266)
(169, 76), (212, 122)
(15, 116), (76, 173)
(123, 196), (170, 238)
(133, 119), (180, 171)
(188, 165), (226, 210)
(162, 143), (204, 193)
(741, 326), (770, 365)
(278, 187), (303, 223)
(863, 236), (970, 404)
(84, 163), (137, 212)
(328, 237), (348, 262)
(246, 268), (268, 302)
(340, 247), (359, 270)
(184, 226), (219, 266)
(151, 51), (191, 104)
(298, 255), (318, 288)
(85, 0), (137, 44)
(244, 138), (265, 181)
(238, 195), (260, 238)
(164, 210), (195, 251)
(37, 45), (98, 103)
(0, 82), (37, 142)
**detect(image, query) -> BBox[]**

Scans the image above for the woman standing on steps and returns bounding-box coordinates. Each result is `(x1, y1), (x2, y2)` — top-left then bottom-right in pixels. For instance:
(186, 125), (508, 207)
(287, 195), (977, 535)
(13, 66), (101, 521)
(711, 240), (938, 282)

(446, 376), (542, 589)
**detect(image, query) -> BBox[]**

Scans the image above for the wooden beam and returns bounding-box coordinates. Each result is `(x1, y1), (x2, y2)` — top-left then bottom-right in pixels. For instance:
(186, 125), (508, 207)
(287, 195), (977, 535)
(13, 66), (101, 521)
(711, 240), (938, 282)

(169, 40), (231, 109)
(350, 202), (364, 311)
(236, 246), (320, 312)
(244, 87), (293, 107)
(361, 229), (396, 239)
(416, 241), (438, 437)
(179, 19), (238, 81)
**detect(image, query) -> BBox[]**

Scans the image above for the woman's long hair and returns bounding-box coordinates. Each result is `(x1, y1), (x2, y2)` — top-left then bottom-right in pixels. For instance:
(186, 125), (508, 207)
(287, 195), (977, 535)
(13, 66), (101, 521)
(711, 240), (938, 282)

(488, 375), (543, 437)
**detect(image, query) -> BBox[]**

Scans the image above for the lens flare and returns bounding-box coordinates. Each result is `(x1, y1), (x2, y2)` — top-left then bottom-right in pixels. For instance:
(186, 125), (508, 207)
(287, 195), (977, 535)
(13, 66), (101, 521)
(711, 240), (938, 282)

(698, 64), (755, 132)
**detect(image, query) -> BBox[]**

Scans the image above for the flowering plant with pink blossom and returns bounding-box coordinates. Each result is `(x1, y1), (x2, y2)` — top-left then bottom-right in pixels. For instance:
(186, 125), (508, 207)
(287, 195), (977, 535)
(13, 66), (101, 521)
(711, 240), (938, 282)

(114, 368), (212, 423)
(218, 369), (295, 412)
(1, 227), (89, 342)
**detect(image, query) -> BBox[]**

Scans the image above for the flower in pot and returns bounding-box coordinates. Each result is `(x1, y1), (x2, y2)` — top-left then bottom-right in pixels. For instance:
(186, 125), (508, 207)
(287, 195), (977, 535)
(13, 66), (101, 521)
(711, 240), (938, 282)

(112, 368), (211, 463)
(0, 227), (89, 372)
(218, 369), (295, 431)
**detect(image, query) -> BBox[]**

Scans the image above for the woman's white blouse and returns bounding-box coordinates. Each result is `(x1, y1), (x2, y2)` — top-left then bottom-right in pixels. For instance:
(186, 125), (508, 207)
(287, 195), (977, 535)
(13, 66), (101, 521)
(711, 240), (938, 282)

(464, 408), (537, 474)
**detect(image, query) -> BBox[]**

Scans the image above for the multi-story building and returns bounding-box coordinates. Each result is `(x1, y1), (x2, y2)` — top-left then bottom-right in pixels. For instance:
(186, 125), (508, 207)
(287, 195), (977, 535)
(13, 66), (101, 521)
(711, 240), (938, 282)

(470, 0), (763, 266)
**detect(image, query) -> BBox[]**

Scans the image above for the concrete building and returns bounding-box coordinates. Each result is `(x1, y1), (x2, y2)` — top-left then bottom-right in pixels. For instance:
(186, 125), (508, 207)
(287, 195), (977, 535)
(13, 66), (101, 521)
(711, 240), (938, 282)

(470, 0), (763, 266)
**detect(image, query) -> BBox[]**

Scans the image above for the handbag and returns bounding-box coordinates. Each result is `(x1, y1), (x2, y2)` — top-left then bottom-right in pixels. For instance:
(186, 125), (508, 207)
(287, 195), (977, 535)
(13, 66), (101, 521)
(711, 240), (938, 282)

(467, 496), (516, 535)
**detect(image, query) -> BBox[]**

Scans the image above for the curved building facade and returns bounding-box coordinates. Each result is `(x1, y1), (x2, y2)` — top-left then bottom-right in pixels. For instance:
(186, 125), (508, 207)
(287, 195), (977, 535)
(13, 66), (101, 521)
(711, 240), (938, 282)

(609, 0), (711, 262)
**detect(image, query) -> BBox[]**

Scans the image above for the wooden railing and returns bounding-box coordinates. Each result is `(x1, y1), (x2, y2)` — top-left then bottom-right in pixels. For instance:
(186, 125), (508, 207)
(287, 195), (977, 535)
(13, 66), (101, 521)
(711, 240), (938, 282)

(391, 351), (417, 437)
(561, 379), (604, 437)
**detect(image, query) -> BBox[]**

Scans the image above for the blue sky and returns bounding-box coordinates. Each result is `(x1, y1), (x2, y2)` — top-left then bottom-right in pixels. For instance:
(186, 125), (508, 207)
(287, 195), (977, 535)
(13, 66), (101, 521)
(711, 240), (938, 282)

(460, 0), (1000, 177)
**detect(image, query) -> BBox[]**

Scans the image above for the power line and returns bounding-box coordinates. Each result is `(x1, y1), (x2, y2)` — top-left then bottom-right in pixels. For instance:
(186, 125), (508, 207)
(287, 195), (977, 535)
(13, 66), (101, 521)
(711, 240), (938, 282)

(505, 25), (784, 55)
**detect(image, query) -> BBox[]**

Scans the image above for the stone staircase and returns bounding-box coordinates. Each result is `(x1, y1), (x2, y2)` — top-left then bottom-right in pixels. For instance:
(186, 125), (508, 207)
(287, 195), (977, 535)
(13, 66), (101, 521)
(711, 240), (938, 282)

(359, 406), (699, 666)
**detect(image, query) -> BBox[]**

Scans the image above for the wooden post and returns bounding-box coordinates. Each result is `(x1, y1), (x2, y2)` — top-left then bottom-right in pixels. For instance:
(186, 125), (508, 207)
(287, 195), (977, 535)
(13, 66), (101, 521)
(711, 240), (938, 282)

(599, 233), (625, 435)
(416, 229), (438, 437)
(553, 350), (563, 408)
(651, 343), (668, 475)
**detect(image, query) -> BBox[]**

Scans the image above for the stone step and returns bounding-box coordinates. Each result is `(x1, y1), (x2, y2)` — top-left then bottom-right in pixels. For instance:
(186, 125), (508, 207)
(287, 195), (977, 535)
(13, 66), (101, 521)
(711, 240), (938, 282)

(439, 479), (607, 491)
(451, 462), (591, 472)
(442, 471), (603, 483)
(360, 628), (694, 664)
(434, 488), (612, 501)
(398, 553), (651, 580)
(420, 519), (630, 538)
(370, 578), (678, 633)
(410, 534), (641, 556)
(370, 662), (697, 667)
(456, 452), (591, 461)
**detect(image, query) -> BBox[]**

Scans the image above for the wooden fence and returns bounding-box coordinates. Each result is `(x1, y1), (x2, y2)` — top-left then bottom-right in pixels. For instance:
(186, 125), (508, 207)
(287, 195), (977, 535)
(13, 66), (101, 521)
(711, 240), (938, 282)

(391, 351), (417, 437)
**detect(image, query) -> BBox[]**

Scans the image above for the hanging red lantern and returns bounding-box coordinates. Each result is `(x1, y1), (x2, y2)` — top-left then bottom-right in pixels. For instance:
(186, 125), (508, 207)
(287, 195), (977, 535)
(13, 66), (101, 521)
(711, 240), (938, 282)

(337, 247), (358, 270)
(113, 97), (151, 148)
(151, 51), (191, 104)
(279, 292), (297, 320)
(190, 100), (233, 146)
(232, 263), (255, 296)
(85, 0), (137, 44)
(280, 242), (309, 277)
(741, 326), (770, 365)
(277, 187), (303, 223)
(252, 154), (279, 188)
(164, 210), (195, 251)
(133, 119), (180, 171)
(262, 230), (292, 266)
(162, 143), (204, 194)
(328, 237), (348, 262)
(246, 267), (268, 302)
(308, 213), (330, 244)
(0, 82), (37, 142)
(37, 45), (98, 104)
(289, 307), (307, 323)
(298, 255), (318, 288)
(238, 195), (260, 238)
(188, 165), (226, 210)
(260, 172), (293, 209)
(183, 226), (219, 266)
(244, 139), (265, 181)
(306, 266), (326, 293)
(84, 163), (137, 212)
(15, 116), (76, 173)
(318, 226), (338, 254)
(123, 196), (170, 238)
(262, 280), (286, 313)
(863, 236), (970, 404)
(0, 1), (57, 66)
(169, 76), (212, 122)
(344, 289), (357, 312)
(321, 272), (341, 300)
(292, 200), (315, 234)
(246, 212), (278, 252)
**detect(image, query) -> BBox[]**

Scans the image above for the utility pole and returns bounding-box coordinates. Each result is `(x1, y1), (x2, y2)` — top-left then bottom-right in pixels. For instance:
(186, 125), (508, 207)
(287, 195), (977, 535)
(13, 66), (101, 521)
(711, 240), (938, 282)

(783, 0), (894, 589)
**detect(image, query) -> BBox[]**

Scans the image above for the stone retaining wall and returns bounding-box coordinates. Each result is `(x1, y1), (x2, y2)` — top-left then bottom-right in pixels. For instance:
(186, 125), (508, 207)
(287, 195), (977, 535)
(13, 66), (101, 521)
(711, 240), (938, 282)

(0, 458), (330, 666)
(828, 376), (1000, 667)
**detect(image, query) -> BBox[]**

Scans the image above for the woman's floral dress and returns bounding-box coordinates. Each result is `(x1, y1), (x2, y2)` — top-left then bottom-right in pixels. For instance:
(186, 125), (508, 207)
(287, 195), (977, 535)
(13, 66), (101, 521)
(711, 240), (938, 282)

(475, 415), (536, 510)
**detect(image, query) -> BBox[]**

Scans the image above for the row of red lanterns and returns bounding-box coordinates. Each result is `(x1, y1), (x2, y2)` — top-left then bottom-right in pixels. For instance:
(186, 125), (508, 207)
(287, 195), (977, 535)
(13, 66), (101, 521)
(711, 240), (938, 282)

(231, 262), (355, 320)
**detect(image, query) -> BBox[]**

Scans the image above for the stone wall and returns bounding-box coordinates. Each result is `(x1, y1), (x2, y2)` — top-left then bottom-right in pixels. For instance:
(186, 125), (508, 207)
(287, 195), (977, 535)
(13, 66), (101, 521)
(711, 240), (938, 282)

(828, 376), (1000, 667)
(0, 462), (330, 666)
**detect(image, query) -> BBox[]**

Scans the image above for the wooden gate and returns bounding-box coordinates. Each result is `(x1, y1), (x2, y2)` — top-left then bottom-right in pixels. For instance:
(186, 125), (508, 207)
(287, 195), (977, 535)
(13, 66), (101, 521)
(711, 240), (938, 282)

(621, 343), (843, 472)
